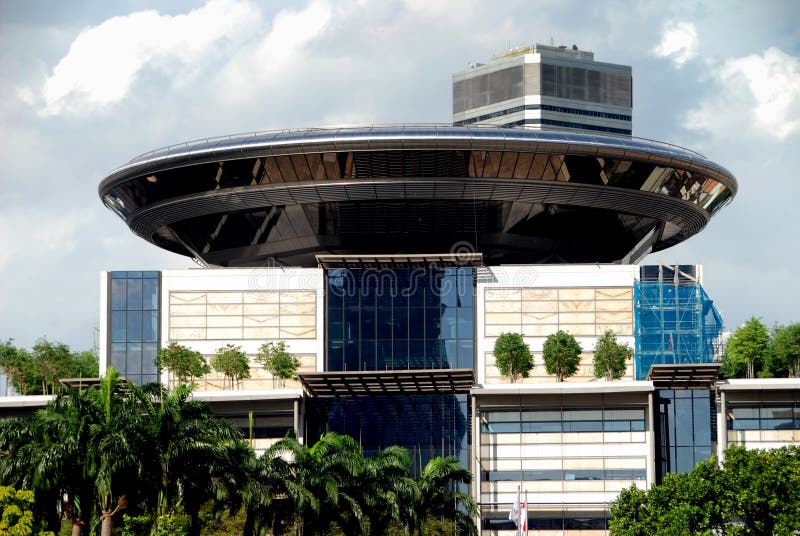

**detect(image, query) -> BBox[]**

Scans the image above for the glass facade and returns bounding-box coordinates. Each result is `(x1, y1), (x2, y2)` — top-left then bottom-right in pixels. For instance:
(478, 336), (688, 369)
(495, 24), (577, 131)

(728, 404), (800, 431)
(317, 267), (474, 474)
(655, 389), (714, 479)
(325, 268), (475, 371)
(314, 394), (470, 475)
(109, 271), (160, 384)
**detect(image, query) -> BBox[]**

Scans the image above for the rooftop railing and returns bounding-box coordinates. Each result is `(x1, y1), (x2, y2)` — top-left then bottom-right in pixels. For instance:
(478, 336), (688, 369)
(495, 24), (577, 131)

(124, 123), (707, 166)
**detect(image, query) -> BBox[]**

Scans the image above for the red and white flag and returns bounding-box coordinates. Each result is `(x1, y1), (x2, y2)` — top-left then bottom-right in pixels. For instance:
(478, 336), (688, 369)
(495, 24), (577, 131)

(509, 490), (525, 532)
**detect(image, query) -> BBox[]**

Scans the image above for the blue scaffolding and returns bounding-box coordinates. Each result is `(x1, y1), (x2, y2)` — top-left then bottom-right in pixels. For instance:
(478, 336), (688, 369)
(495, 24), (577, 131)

(634, 264), (724, 380)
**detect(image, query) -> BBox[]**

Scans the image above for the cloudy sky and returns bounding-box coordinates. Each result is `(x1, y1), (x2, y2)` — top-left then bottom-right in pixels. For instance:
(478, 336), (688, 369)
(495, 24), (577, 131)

(1, 0), (798, 352)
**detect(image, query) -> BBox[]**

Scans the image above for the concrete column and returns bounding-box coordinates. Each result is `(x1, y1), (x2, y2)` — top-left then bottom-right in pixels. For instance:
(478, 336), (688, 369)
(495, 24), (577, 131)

(647, 391), (656, 486)
(293, 399), (300, 441)
(472, 394), (481, 535)
(717, 389), (727, 465)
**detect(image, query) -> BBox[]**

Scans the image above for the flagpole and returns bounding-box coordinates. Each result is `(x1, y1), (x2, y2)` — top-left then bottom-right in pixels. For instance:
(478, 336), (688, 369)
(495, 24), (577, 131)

(518, 484), (522, 536)
(524, 489), (529, 534)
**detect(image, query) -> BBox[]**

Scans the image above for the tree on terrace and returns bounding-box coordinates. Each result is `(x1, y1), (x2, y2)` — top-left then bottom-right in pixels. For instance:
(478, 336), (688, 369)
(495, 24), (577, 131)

(211, 344), (250, 389)
(543, 330), (582, 382)
(156, 342), (210, 384)
(255, 341), (300, 388)
(772, 322), (800, 378)
(722, 317), (770, 379)
(593, 330), (632, 381)
(493, 332), (534, 383)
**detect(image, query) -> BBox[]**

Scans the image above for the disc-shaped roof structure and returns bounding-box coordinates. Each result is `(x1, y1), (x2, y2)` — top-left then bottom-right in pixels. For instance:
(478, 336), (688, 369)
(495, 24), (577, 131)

(99, 125), (736, 267)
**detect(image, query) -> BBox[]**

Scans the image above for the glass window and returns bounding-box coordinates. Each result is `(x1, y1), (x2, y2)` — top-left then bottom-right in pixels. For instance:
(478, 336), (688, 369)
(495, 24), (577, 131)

(457, 308), (474, 339)
(142, 310), (158, 343)
(111, 278), (126, 310)
(142, 343), (158, 376)
(111, 311), (126, 343)
(523, 421), (561, 433)
(523, 410), (561, 422)
(673, 397), (694, 446)
(126, 343), (142, 376)
(142, 278), (159, 310)
(126, 311), (142, 343)
(126, 278), (143, 310)
(457, 340), (474, 369)
(486, 411), (520, 422)
(564, 410), (601, 421)
(110, 343), (126, 372)
(565, 420), (602, 432)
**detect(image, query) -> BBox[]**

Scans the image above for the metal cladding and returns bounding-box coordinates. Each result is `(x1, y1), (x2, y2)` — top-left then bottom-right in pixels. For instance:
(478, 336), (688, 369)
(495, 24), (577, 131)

(98, 125), (737, 267)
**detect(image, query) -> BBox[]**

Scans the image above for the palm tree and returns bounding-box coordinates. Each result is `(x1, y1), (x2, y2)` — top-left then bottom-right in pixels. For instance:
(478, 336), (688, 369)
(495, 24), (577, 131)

(360, 445), (418, 535)
(0, 413), (63, 532)
(85, 370), (150, 536)
(0, 369), (150, 536)
(297, 432), (367, 535)
(237, 433), (316, 536)
(414, 456), (477, 536)
(36, 388), (100, 536)
(133, 382), (248, 536)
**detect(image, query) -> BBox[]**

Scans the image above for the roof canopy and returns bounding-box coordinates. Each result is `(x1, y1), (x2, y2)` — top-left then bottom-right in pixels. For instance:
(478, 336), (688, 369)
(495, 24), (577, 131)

(298, 369), (475, 398)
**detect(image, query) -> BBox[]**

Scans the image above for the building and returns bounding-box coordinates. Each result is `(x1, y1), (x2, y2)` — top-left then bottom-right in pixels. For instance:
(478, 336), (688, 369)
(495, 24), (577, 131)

(89, 40), (748, 528)
(0, 44), (795, 535)
(452, 44), (632, 136)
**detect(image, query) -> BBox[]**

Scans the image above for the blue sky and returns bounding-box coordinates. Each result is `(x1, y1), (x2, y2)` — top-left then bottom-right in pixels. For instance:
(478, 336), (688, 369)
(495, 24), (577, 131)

(1, 0), (798, 351)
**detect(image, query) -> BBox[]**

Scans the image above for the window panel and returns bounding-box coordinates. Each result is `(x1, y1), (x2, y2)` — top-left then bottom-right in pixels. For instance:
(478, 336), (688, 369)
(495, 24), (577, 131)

(126, 278), (143, 310)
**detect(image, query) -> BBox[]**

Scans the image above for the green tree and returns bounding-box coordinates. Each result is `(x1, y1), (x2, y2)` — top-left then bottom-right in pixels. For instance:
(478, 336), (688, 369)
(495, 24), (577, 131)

(0, 369), (150, 536)
(361, 445), (418, 535)
(0, 340), (34, 395)
(156, 342), (210, 384)
(85, 370), (150, 536)
(238, 432), (314, 536)
(610, 445), (800, 536)
(593, 330), (632, 381)
(722, 317), (770, 379)
(772, 323), (800, 378)
(0, 487), (55, 536)
(542, 330), (582, 382)
(0, 339), (98, 395)
(30, 339), (75, 395)
(134, 383), (246, 536)
(211, 344), (250, 389)
(413, 456), (477, 536)
(493, 333), (533, 383)
(255, 341), (300, 388)
(299, 432), (366, 535)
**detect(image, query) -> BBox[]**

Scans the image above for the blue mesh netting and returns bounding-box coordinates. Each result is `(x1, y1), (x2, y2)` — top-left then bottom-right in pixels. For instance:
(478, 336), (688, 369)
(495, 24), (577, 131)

(634, 280), (723, 380)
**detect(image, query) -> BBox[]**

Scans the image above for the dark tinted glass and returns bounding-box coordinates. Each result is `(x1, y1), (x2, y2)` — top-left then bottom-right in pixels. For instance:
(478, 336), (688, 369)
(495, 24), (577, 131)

(325, 268), (474, 371)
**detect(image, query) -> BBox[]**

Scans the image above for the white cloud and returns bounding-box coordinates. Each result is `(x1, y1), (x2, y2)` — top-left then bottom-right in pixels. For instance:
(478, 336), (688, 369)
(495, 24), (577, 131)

(0, 209), (94, 270)
(653, 21), (698, 65)
(216, 1), (332, 104)
(686, 47), (800, 140)
(39, 0), (260, 116)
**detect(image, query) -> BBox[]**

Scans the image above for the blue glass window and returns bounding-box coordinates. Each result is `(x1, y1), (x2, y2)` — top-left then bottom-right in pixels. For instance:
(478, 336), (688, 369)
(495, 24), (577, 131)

(326, 268), (475, 371)
(111, 311), (126, 343)
(107, 271), (160, 384)
(321, 393), (469, 476)
(111, 279), (126, 311)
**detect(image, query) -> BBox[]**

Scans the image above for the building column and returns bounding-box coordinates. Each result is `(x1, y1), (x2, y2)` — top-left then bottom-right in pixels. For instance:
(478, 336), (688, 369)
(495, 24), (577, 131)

(293, 399), (301, 442)
(717, 389), (727, 465)
(472, 394), (481, 535)
(647, 391), (656, 486)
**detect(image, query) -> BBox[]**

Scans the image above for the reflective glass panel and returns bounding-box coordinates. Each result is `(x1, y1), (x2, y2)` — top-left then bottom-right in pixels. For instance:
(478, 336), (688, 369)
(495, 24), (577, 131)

(325, 268), (474, 371)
